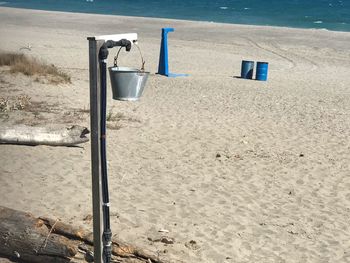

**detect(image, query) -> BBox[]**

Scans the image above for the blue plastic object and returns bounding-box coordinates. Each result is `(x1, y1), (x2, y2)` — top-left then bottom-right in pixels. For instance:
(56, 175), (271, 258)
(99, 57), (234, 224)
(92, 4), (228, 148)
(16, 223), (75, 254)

(241, 60), (254, 79)
(157, 27), (188, 77)
(256, 62), (269, 81)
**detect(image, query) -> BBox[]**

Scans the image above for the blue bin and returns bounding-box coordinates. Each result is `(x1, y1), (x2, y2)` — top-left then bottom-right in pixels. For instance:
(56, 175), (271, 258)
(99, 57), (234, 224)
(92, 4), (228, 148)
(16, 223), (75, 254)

(241, 60), (254, 79)
(256, 62), (269, 81)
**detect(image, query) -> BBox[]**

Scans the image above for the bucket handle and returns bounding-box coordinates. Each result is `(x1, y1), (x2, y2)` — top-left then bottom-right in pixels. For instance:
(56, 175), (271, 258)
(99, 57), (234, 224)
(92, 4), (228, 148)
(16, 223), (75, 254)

(114, 44), (146, 71)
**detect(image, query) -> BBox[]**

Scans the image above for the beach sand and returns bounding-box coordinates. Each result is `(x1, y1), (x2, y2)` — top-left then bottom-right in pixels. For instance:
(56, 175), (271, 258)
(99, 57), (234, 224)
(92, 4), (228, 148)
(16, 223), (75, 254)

(1, 7), (350, 263)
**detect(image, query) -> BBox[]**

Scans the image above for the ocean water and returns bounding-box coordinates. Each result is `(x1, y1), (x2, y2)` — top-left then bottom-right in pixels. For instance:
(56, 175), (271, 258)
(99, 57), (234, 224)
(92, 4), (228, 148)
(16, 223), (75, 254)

(1, 0), (350, 32)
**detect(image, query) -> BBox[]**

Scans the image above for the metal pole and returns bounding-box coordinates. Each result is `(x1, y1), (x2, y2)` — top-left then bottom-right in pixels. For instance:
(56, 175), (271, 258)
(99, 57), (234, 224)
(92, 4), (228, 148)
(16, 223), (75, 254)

(88, 37), (105, 263)
(88, 34), (136, 263)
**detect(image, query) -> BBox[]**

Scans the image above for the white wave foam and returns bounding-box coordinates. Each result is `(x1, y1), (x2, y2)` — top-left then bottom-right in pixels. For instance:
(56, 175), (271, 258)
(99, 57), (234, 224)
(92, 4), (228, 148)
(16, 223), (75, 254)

(313, 20), (323, 24)
(219, 6), (228, 10)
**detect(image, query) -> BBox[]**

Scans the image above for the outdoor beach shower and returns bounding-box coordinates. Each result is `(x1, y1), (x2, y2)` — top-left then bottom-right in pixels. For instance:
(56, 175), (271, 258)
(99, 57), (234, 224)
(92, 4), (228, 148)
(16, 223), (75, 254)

(88, 33), (149, 263)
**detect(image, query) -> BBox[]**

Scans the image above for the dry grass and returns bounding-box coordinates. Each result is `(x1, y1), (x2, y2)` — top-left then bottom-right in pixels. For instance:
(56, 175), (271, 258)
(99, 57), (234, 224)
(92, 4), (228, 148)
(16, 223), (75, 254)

(105, 111), (141, 130)
(107, 122), (123, 130)
(0, 52), (71, 84)
(106, 111), (122, 129)
(107, 111), (141, 123)
(0, 95), (31, 112)
(106, 111), (122, 122)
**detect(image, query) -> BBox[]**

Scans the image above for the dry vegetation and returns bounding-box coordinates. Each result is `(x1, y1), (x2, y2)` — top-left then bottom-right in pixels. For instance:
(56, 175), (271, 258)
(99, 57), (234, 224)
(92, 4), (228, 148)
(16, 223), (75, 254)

(0, 52), (71, 84)
(106, 111), (141, 130)
(0, 95), (31, 112)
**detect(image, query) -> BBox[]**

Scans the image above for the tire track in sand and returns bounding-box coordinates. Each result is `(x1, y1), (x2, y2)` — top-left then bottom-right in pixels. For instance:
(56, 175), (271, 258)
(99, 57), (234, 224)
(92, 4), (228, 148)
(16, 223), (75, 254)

(270, 42), (319, 71)
(244, 37), (296, 70)
(244, 37), (318, 71)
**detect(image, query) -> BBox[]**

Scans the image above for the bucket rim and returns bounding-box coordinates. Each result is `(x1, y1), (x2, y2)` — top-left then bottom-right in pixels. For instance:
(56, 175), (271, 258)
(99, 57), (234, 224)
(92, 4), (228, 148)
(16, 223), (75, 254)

(109, 66), (150, 74)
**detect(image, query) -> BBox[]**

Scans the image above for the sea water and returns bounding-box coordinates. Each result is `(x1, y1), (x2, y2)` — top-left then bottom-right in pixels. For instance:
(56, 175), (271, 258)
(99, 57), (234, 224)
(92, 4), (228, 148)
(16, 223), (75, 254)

(1, 0), (349, 32)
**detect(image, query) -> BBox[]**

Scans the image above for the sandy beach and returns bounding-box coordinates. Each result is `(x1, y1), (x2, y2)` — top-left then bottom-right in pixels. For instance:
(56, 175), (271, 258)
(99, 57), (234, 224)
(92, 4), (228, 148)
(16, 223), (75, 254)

(1, 7), (350, 262)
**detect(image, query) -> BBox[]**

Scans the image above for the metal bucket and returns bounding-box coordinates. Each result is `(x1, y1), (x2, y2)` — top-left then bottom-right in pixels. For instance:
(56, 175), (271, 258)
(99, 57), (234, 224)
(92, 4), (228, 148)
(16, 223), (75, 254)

(109, 45), (150, 101)
(109, 67), (149, 101)
(255, 62), (269, 81)
(241, 60), (254, 79)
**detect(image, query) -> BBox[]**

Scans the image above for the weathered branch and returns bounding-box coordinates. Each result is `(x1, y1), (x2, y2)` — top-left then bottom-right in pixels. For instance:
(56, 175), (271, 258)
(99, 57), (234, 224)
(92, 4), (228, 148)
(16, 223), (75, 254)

(40, 216), (171, 263)
(0, 206), (76, 263)
(0, 125), (89, 146)
(0, 206), (173, 263)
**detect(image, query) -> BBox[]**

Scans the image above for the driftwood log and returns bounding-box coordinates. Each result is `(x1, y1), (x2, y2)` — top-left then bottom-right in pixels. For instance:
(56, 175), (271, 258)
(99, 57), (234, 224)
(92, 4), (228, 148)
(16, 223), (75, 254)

(0, 125), (89, 146)
(0, 206), (171, 263)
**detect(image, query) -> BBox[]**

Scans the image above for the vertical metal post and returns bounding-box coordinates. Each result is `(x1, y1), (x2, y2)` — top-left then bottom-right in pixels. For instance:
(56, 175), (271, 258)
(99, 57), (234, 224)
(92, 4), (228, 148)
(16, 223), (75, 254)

(88, 37), (105, 263)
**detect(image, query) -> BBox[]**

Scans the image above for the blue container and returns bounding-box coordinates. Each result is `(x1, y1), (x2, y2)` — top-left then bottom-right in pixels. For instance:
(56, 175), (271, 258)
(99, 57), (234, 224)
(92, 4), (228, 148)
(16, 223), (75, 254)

(256, 62), (269, 81)
(241, 60), (254, 79)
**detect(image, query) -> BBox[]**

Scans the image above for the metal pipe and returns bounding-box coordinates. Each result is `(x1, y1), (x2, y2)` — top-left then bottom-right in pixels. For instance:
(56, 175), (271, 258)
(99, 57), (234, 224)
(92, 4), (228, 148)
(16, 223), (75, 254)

(98, 38), (131, 263)
(99, 58), (112, 263)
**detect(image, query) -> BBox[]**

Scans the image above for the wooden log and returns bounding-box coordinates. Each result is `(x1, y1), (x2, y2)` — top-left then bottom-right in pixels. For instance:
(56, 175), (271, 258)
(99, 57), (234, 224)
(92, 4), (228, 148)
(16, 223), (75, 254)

(0, 125), (89, 146)
(40, 216), (171, 263)
(0, 206), (173, 263)
(0, 206), (77, 263)
(39, 217), (94, 244)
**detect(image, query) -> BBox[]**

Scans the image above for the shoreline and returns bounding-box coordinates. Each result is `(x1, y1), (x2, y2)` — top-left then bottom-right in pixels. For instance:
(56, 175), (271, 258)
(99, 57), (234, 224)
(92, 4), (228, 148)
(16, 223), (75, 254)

(1, 6), (350, 55)
(1, 6), (350, 34)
